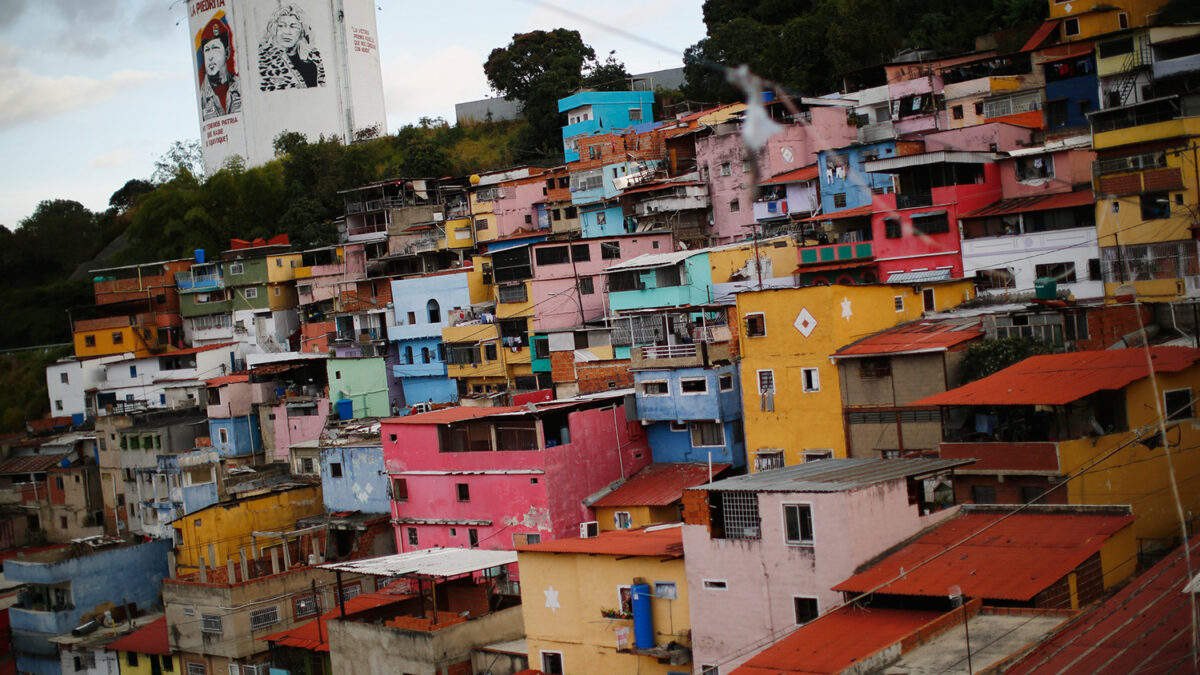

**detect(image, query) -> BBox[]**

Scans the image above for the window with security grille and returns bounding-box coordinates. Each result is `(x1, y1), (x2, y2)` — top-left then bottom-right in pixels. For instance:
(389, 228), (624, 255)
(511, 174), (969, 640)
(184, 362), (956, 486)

(200, 614), (222, 633)
(715, 491), (761, 539)
(859, 357), (891, 379)
(754, 450), (785, 472)
(294, 594), (320, 618)
(498, 284), (527, 304)
(249, 606), (279, 630)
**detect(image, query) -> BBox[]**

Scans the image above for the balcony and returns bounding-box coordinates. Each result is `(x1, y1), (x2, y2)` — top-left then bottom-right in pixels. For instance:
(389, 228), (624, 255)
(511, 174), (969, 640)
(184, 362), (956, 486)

(630, 341), (734, 369)
(797, 242), (874, 267)
(895, 191), (933, 209)
(857, 120), (897, 144)
(174, 271), (223, 292)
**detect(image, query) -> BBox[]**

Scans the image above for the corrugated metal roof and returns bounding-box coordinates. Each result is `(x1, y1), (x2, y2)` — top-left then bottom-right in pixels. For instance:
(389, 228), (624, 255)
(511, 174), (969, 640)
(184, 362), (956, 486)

(761, 165), (820, 185)
(834, 319), (982, 359)
(1006, 134), (1090, 157)
(885, 269), (952, 284)
(733, 606), (946, 675)
(591, 463), (728, 507)
(320, 547), (517, 578)
(160, 341), (238, 357)
(259, 591), (413, 652)
(697, 458), (972, 493)
(1005, 533), (1200, 674)
(1021, 19), (1061, 52)
(518, 524), (684, 558)
(206, 373), (249, 387)
(798, 204), (874, 222)
(912, 347), (1200, 407)
(961, 189), (1093, 218)
(604, 249), (698, 272)
(832, 509), (1135, 601)
(106, 617), (170, 656)
(865, 151), (1001, 172)
(0, 453), (71, 475)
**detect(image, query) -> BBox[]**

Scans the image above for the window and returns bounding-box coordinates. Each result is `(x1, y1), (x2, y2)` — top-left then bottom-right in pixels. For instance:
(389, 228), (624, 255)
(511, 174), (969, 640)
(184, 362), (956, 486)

(1021, 485), (1047, 505)
(407, 527), (418, 546)
(329, 462), (342, 478)
(884, 218), (901, 239)
(60, 372), (69, 384)
(757, 370), (775, 394)
(860, 357), (891, 379)
(469, 528), (479, 547)
(912, 213), (950, 235)
(1166, 388), (1193, 421)
(719, 162), (731, 176)
(975, 268), (1016, 290)
(801, 368), (820, 393)
(596, 211), (607, 226)
(615, 511), (632, 529)
(541, 652), (564, 675)
(894, 295), (905, 312)
(535, 246), (570, 266)
(427, 299), (441, 323)
(497, 284), (528, 304)
(524, 214), (533, 224)
(112, 332), (124, 344)
(1064, 18), (1079, 36)
(392, 478), (408, 502)
(294, 594), (320, 618)
(1141, 192), (1171, 220)
(803, 449), (832, 462)
(680, 378), (708, 394)
(1015, 155), (1054, 182)
(971, 484), (996, 504)
(565, 206), (578, 219)
(691, 422), (725, 447)
(55, 400), (63, 411)
(655, 581), (677, 599)
(1034, 262), (1077, 283)
(719, 374), (734, 391)
(641, 380), (669, 396)
(484, 343), (498, 361)
(833, 193), (847, 208)
(715, 490), (761, 539)
(601, 241), (621, 259)
(571, 243), (591, 261)
(746, 313), (766, 337)
(754, 450), (785, 472)
(729, 199), (740, 213)
(201, 614), (222, 634)
(218, 428), (229, 444)
(629, 107), (643, 121)
(249, 606), (280, 630)
(974, 101), (984, 116)
(513, 532), (542, 546)
(702, 579), (728, 590)
(474, 218), (489, 232)
(84, 335), (96, 347)
(783, 504), (814, 545)
(578, 277), (594, 295)
(243, 287), (258, 299)
(952, 104), (964, 120)
(456, 483), (471, 501)
(187, 664), (207, 675)
(793, 597), (819, 625)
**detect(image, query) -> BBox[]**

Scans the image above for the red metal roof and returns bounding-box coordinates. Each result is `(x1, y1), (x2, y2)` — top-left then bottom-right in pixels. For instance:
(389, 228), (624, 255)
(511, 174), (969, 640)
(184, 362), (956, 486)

(1005, 533), (1200, 674)
(260, 591), (413, 652)
(798, 205), (874, 222)
(761, 165), (820, 185)
(733, 606), (946, 674)
(592, 463), (728, 507)
(961, 189), (1094, 219)
(1021, 19), (1061, 52)
(912, 347), (1200, 407)
(518, 525), (684, 558)
(107, 617), (170, 656)
(835, 320), (983, 359)
(0, 453), (70, 474)
(832, 510), (1134, 601)
(162, 341), (238, 356)
(205, 373), (250, 387)
(385, 405), (529, 425)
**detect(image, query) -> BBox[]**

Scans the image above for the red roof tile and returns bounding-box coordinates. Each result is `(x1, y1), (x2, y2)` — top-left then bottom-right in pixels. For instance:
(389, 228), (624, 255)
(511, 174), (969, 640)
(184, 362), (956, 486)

(832, 510), (1134, 601)
(761, 165), (819, 185)
(733, 606), (946, 674)
(205, 373), (250, 387)
(107, 617), (170, 656)
(798, 204), (874, 222)
(961, 189), (1093, 219)
(835, 320), (983, 359)
(0, 453), (70, 475)
(592, 463), (728, 508)
(1005, 533), (1200, 674)
(260, 591), (413, 652)
(518, 525), (684, 558)
(912, 347), (1200, 407)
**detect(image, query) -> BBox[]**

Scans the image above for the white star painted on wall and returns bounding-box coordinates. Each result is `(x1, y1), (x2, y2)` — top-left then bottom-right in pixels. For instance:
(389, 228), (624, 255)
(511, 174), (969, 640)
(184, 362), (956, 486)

(794, 308), (818, 337)
(544, 586), (561, 612)
(841, 297), (853, 320)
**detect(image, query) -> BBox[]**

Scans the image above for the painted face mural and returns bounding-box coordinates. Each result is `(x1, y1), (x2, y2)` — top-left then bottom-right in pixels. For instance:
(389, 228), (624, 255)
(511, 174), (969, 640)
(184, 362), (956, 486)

(258, 3), (326, 90)
(195, 15), (241, 121)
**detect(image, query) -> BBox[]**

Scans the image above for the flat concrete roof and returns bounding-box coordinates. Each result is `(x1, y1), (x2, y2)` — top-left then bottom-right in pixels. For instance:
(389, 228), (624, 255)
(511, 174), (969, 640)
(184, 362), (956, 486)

(883, 612), (1068, 674)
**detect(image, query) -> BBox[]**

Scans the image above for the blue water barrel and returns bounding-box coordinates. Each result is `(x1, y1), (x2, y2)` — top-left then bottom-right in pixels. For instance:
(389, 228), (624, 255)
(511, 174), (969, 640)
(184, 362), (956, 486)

(336, 399), (354, 420)
(194, 248), (206, 263)
(632, 583), (653, 649)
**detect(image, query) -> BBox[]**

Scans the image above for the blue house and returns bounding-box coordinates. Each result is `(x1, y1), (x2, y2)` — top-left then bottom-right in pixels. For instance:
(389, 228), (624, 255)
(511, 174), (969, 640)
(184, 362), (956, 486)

(320, 443), (390, 514)
(605, 249), (715, 315)
(387, 272), (473, 407)
(7, 538), (171, 675)
(559, 90), (655, 162)
(633, 364), (746, 468)
(816, 141), (900, 215)
(208, 415), (261, 458)
(1043, 52), (1099, 131)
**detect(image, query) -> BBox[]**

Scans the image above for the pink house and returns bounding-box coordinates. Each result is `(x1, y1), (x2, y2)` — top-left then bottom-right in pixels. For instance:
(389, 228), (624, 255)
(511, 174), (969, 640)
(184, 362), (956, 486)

(382, 391), (652, 552)
(529, 233), (673, 331)
(680, 457), (969, 673)
(493, 174), (551, 239)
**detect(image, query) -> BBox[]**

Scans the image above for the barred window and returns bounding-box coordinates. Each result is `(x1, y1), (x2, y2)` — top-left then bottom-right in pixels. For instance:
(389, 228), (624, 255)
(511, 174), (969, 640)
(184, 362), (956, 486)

(250, 606), (280, 630)
(497, 284), (528, 304)
(294, 595), (320, 618)
(754, 450), (785, 472)
(1101, 242), (1199, 284)
(200, 614), (222, 634)
(713, 491), (761, 540)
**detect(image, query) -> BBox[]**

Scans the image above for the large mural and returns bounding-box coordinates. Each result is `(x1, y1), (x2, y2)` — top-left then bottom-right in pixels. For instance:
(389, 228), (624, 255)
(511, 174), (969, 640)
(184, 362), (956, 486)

(258, 4), (327, 90)
(196, 14), (241, 120)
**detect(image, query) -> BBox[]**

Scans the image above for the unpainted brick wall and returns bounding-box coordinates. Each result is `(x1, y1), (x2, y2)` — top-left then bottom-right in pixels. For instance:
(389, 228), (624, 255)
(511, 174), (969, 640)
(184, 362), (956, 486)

(575, 360), (633, 393)
(681, 490), (711, 532)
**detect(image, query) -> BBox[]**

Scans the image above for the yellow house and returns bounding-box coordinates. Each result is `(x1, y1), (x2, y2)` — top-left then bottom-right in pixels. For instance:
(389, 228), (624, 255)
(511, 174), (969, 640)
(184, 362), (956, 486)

(924, 346), (1200, 543)
(589, 463), (726, 532)
(171, 483), (323, 573)
(518, 525), (691, 675)
(737, 281), (975, 470)
(1049, 0), (1163, 43)
(73, 316), (160, 359)
(265, 253), (304, 283)
(108, 616), (178, 675)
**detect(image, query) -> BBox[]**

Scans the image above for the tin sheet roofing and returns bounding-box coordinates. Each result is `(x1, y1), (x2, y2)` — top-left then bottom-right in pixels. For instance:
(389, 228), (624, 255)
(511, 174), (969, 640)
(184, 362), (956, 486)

(834, 319), (982, 359)
(961, 189), (1094, 219)
(260, 591), (413, 652)
(885, 269), (953, 284)
(832, 510), (1135, 601)
(697, 458), (971, 493)
(106, 617), (170, 656)
(0, 453), (70, 474)
(733, 606), (946, 674)
(592, 463), (727, 507)
(518, 524), (684, 558)
(320, 547), (517, 578)
(205, 373), (249, 387)
(798, 205), (874, 222)
(161, 341), (238, 356)
(761, 165), (820, 185)
(1005, 533), (1200, 674)
(912, 347), (1200, 407)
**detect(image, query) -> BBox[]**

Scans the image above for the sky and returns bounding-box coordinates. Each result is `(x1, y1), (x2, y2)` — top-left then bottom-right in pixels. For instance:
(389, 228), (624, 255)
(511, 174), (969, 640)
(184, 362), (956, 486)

(0, 0), (706, 230)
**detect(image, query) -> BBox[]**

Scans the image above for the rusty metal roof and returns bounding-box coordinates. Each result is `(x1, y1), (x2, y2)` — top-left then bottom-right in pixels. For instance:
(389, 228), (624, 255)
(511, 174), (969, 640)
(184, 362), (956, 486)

(834, 319), (982, 359)
(912, 347), (1200, 407)
(106, 617), (170, 656)
(697, 458), (972, 493)
(205, 373), (250, 387)
(961, 189), (1094, 219)
(517, 524), (684, 558)
(259, 590), (413, 652)
(591, 463), (728, 508)
(0, 453), (71, 475)
(761, 165), (820, 185)
(833, 508), (1135, 601)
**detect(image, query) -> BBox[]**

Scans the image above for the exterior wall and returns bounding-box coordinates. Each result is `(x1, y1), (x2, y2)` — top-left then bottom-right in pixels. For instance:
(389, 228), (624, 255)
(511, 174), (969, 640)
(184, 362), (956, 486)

(207, 381), (257, 418)
(320, 445), (390, 514)
(817, 142), (900, 215)
(607, 254), (715, 313)
(519, 551), (690, 675)
(267, 398), (329, 462)
(962, 227), (1103, 299)
(682, 483), (950, 672)
(172, 485), (324, 571)
(1043, 54), (1099, 131)
(114, 650), (178, 675)
(579, 204), (627, 238)
(207, 415), (262, 458)
(327, 357), (389, 419)
(696, 132), (758, 243)
(1050, 0), (1163, 41)
(840, 352), (964, 458)
(738, 282), (975, 469)
(559, 91), (655, 162)
(593, 505), (680, 531)
(46, 361), (91, 421)
(388, 272), (472, 341)
(645, 420), (745, 467)
(493, 176), (549, 238)
(634, 365), (741, 422)
(73, 321), (156, 360)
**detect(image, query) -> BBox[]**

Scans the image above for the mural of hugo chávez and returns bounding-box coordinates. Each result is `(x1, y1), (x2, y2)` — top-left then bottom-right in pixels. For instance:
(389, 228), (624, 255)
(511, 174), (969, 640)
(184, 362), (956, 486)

(196, 17), (242, 121)
(258, 4), (326, 91)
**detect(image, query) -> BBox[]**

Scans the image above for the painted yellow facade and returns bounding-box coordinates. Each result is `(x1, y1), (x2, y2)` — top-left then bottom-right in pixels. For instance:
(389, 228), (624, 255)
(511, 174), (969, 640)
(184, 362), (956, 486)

(266, 253), (304, 283)
(519, 536), (690, 675)
(445, 216), (476, 250)
(115, 650), (178, 675)
(266, 282), (299, 310)
(171, 484), (323, 573)
(73, 322), (158, 359)
(594, 505), (680, 532)
(707, 237), (801, 284)
(1050, 0), (1162, 42)
(738, 281), (975, 470)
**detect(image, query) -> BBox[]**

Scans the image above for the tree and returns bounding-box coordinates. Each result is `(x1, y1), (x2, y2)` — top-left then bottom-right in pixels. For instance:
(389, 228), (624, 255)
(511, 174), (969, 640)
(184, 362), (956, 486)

(958, 337), (1054, 384)
(108, 179), (154, 214)
(152, 139), (205, 184)
(582, 54), (632, 91)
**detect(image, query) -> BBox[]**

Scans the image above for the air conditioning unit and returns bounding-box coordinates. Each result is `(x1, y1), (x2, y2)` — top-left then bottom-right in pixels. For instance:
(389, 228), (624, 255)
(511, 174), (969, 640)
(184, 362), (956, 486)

(580, 521), (599, 538)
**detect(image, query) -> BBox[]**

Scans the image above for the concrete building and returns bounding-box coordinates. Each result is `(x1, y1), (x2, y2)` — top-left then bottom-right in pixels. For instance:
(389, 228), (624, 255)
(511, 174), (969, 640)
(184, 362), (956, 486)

(559, 91), (655, 163)
(587, 462), (726, 532)
(319, 442), (390, 514)
(387, 270), (477, 407)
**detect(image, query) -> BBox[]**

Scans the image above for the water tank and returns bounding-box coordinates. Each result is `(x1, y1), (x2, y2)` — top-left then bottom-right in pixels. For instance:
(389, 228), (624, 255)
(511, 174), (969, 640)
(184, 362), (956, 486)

(632, 583), (653, 649)
(336, 399), (354, 421)
(194, 248), (206, 263)
(1034, 277), (1058, 300)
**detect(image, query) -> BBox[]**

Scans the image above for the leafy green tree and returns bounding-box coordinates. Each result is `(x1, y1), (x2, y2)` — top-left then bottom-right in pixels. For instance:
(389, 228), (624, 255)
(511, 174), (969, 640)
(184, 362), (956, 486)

(152, 139), (204, 184)
(582, 54), (632, 91)
(958, 337), (1054, 384)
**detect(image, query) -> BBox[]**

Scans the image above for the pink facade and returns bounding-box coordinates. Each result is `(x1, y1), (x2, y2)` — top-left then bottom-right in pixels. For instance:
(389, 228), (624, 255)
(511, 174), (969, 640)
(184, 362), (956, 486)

(683, 480), (959, 672)
(382, 400), (651, 552)
(206, 380), (266, 418)
(530, 233), (672, 331)
(269, 398), (330, 462)
(493, 178), (548, 238)
(921, 122), (1035, 155)
(1000, 147), (1096, 198)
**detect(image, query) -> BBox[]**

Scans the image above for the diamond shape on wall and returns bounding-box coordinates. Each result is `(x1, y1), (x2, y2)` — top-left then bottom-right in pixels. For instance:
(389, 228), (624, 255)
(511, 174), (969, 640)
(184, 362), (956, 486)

(794, 308), (817, 337)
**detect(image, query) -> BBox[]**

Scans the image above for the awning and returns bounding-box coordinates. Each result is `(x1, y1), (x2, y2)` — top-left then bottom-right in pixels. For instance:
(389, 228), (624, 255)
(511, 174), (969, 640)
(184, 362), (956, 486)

(321, 547), (518, 579)
(865, 151), (1001, 173)
(798, 205), (874, 222)
(793, 260), (877, 274)
(961, 189), (1094, 219)
(886, 269), (952, 284)
(761, 165), (819, 185)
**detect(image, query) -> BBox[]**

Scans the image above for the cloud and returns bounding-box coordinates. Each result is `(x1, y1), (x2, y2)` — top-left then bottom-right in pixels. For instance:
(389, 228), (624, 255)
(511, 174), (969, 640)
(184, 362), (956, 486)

(89, 148), (131, 168)
(381, 45), (489, 126)
(0, 66), (165, 130)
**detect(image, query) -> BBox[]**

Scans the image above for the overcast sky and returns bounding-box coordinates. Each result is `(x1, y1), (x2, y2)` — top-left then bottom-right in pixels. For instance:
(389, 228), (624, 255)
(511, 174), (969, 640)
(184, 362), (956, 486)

(0, 0), (705, 229)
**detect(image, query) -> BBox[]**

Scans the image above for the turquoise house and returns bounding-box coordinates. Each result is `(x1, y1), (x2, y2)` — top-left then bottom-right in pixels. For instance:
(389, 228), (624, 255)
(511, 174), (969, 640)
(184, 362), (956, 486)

(327, 357), (390, 419)
(559, 90), (655, 162)
(604, 249), (716, 314)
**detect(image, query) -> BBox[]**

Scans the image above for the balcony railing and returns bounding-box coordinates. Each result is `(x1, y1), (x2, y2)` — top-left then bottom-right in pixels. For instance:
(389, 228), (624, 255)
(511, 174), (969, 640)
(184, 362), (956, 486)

(175, 272), (223, 291)
(630, 341), (734, 369)
(895, 192), (933, 209)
